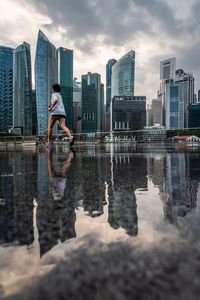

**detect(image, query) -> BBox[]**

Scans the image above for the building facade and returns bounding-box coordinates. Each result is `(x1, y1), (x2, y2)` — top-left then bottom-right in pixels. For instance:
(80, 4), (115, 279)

(175, 69), (194, 128)
(160, 58), (176, 126)
(57, 47), (73, 130)
(188, 103), (200, 128)
(32, 90), (37, 135)
(165, 79), (182, 130)
(111, 50), (135, 98)
(81, 72), (101, 133)
(111, 96), (146, 131)
(13, 42), (32, 135)
(0, 46), (14, 132)
(151, 98), (163, 126)
(73, 79), (82, 133)
(106, 58), (117, 110)
(35, 30), (57, 135)
(164, 69), (194, 130)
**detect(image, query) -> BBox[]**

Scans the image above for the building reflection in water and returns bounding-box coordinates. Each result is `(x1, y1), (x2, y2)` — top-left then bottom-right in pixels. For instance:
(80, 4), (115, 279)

(148, 151), (199, 225)
(1, 147), (200, 256)
(106, 145), (147, 236)
(0, 152), (37, 245)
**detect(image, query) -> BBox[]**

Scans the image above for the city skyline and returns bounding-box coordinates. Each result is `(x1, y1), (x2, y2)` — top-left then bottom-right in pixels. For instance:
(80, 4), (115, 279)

(0, 0), (200, 102)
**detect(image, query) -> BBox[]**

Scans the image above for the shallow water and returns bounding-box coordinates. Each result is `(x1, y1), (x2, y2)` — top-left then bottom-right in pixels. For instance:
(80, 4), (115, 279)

(1, 143), (200, 296)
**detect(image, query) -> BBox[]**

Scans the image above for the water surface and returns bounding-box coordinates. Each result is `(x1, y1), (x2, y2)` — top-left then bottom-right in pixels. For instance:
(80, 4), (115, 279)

(1, 144), (200, 296)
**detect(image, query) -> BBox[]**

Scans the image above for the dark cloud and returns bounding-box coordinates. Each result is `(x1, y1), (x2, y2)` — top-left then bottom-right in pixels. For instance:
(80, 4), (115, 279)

(133, 0), (182, 36)
(187, 1), (200, 34)
(25, 0), (182, 53)
(172, 42), (200, 75)
(22, 0), (200, 93)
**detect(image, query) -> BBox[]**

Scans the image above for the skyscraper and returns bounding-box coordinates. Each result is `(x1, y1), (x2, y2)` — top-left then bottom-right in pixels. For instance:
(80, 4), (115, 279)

(73, 78), (82, 133)
(175, 69), (194, 128)
(160, 58), (176, 82)
(13, 42), (32, 135)
(35, 30), (57, 135)
(111, 50), (135, 98)
(160, 58), (176, 126)
(151, 98), (162, 126)
(0, 46), (13, 132)
(188, 103), (200, 128)
(57, 47), (73, 130)
(106, 58), (116, 110)
(81, 72), (101, 133)
(164, 69), (194, 129)
(165, 79), (182, 129)
(100, 83), (105, 132)
(112, 96), (146, 131)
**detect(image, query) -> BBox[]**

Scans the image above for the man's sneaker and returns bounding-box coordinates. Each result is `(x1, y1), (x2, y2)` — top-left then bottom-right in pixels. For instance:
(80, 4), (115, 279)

(70, 136), (75, 148)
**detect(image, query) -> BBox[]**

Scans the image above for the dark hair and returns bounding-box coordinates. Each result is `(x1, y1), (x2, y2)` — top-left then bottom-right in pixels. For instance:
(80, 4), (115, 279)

(52, 84), (61, 93)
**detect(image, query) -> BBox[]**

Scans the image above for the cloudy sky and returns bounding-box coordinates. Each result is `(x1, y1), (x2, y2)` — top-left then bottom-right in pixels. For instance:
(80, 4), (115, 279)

(0, 0), (200, 102)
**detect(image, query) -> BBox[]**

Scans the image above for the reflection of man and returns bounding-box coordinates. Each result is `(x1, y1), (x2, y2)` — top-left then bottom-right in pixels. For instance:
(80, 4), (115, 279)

(48, 149), (74, 201)
(37, 149), (76, 257)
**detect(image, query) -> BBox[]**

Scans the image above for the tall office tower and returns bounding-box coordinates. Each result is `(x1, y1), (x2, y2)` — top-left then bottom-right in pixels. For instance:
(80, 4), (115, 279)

(164, 69), (194, 130)
(73, 78), (82, 133)
(175, 69), (194, 128)
(146, 103), (152, 127)
(151, 98), (162, 126)
(111, 50), (135, 98)
(160, 58), (176, 126)
(160, 58), (176, 82)
(0, 46), (13, 132)
(31, 90), (37, 135)
(35, 30), (57, 135)
(100, 83), (105, 132)
(57, 47), (73, 130)
(81, 72), (101, 133)
(105, 59), (116, 132)
(165, 79), (182, 129)
(106, 58), (117, 110)
(13, 42), (32, 135)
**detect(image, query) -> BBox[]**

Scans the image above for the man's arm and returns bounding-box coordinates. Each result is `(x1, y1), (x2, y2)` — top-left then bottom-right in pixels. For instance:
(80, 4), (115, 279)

(48, 99), (58, 111)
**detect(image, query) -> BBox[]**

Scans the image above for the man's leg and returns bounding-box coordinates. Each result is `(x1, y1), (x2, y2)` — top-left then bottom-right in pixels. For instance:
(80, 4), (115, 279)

(59, 118), (73, 141)
(48, 116), (57, 142)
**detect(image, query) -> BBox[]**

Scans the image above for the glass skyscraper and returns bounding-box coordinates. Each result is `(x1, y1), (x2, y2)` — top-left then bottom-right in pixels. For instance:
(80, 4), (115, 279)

(57, 47), (73, 130)
(164, 69), (194, 129)
(81, 72), (101, 133)
(188, 103), (200, 128)
(165, 79), (183, 129)
(0, 46), (13, 132)
(112, 96), (146, 131)
(35, 30), (57, 135)
(111, 50), (135, 98)
(13, 42), (32, 135)
(175, 69), (194, 128)
(106, 58), (116, 110)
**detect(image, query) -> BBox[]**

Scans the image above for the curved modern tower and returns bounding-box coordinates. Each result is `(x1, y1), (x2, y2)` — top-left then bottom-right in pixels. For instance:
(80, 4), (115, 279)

(57, 47), (73, 130)
(0, 46), (13, 132)
(35, 30), (57, 135)
(111, 50), (135, 98)
(13, 42), (32, 135)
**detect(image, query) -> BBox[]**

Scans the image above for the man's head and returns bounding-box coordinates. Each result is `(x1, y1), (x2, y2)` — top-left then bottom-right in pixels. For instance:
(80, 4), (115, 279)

(52, 83), (61, 93)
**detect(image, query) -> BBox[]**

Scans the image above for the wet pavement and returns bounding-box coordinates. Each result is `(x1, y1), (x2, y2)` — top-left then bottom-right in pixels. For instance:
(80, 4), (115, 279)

(1, 144), (200, 299)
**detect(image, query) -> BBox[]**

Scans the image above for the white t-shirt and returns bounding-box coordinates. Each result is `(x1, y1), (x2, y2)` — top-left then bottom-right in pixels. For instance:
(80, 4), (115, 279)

(51, 177), (67, 201)
(50, 92), (66, 116)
